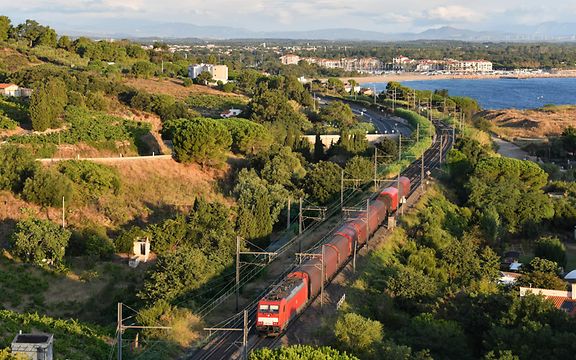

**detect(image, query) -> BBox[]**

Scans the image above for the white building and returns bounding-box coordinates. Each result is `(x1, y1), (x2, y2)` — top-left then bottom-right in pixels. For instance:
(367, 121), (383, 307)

(0, 83), (32, 97)
(280, 54), (301, 65)
(188, 64), (229, 83)
(11, 333), (53, 360)
(220, 109), (243, 118)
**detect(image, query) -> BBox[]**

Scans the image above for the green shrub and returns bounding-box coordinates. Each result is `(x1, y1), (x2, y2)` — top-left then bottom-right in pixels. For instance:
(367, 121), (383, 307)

(334, 313), (383, 355)
(9, 106), (151, 153)
(115, 226), (149, 253)
(220, 117), (272, 155)
(22, 167), (75, 207)
(58, 160), (121, 197)
(10, 217), (71, 265)
(0, 145), (37, 193)
(186, 94), (247, 111)
(250, 345), (359, 360)
(69, 225), (115, 260)
(0, 114), (17, 129)
(169, 118), (232, 166)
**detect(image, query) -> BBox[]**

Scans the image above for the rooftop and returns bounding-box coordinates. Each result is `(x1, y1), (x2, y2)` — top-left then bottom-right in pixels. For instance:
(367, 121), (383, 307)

(13, 333), (52, 344)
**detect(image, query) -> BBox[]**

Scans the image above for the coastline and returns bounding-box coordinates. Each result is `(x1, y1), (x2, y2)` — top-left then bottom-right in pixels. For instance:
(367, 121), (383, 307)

(343, 70), (576, 84)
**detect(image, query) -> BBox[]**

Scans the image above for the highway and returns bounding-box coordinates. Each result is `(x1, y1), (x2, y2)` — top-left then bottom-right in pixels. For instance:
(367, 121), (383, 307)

(317, 95), (412, 137)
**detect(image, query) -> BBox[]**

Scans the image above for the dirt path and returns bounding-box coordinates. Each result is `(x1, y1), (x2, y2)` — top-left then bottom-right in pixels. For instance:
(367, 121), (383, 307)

(36, 154), (172, 163)
(492, 136), (538, 162)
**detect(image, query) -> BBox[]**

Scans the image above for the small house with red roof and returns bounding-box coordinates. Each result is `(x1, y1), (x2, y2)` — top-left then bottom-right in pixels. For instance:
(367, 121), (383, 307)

(0, 83), (20, 97)
(0, 83), (32, 98)
(520, 282), (576, 317)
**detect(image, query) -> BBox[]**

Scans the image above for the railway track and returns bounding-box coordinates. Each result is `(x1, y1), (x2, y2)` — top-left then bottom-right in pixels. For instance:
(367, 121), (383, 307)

(189, 119), (454, 360)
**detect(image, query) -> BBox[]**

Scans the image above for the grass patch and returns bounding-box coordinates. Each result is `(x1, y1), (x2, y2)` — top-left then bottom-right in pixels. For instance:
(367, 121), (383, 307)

(8, 106), (152, 155)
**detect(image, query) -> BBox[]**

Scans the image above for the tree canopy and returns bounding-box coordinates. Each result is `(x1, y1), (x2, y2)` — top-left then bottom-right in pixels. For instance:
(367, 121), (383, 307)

(468, 157), (554, 234)
(10, 217), (71, 265)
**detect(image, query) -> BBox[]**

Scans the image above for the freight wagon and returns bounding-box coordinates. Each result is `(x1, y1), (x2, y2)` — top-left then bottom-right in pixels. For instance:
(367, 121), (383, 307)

(256, 177), (411, 335)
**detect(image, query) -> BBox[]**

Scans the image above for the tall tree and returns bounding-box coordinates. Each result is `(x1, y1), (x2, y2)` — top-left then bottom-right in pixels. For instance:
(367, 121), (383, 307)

(468, 158), (554, 234)
(320, 101), (355, 129)
(0, 15), (10, 42)
(29, 78), (68, 131)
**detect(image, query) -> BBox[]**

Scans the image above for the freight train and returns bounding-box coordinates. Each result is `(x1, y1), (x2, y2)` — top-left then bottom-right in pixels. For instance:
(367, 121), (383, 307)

(256, 177), (411, 336)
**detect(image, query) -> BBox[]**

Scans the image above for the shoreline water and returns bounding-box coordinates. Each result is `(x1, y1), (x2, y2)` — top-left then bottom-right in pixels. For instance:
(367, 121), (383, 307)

(343, 70), (576, 85)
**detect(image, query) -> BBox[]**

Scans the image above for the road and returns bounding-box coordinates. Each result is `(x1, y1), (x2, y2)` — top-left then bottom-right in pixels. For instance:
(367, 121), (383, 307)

(317, 95), (412, 137)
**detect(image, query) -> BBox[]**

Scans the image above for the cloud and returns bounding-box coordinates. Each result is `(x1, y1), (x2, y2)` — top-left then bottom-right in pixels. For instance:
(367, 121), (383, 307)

(1, 0), (576, 34)
(424, 5), (484, 23)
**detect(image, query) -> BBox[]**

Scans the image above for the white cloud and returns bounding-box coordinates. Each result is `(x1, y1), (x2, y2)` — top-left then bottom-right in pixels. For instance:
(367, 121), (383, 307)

(1, 0), (575, 33)
(424, 5), (483, 23)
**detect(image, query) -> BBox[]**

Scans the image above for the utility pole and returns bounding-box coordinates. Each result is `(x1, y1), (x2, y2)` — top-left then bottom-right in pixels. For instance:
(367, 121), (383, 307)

(287, 198), (291, 230)
(366, 199), (370, 243)
(295, 250), (325, 307)
(117, 303), (122, 360)
(421, 155), (425, 190)
(298, 198), (303, 235)
(62, 196), (65, 229)
(398, 134), (402, 162)
(416, 123), (420, 143)
(321, 246), (325, 307)
(117, 303), (171, 360)
(242, 310), (248, 360)
(235, 237), (276, 311)
(341, 170), (344, 209)
(373, 147), (378, 189)
(439, 135), (444, 164)
(236, 237), (240, 312)
(204, 309), (250, 360)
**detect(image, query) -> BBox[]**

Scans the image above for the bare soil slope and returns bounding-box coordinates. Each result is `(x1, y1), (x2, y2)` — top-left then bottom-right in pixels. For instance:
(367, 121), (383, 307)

(123, 77), (244, 100)
(481, 105), (576, 139)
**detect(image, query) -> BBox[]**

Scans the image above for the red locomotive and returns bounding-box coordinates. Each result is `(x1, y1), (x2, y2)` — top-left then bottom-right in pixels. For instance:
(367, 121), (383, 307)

(256, 177), (411, 336)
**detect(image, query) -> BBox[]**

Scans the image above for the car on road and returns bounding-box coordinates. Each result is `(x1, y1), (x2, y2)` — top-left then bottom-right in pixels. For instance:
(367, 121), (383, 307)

(362, 108), (367, 112)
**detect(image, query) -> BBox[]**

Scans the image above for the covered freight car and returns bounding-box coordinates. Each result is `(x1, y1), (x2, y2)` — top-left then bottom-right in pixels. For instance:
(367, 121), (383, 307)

(257, 176), (411, 336)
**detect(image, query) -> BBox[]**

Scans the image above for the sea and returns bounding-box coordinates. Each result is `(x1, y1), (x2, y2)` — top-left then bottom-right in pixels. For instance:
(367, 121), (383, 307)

(364, 77), (576, 110)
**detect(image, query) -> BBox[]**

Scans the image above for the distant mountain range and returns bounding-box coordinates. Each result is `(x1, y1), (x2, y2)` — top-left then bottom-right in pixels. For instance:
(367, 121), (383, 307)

(60, 22), (576, 42)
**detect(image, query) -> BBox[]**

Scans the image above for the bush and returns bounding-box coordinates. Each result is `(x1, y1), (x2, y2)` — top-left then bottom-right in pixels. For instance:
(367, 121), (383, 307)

(0, 114), (17, 129)
(182, 78), (193, 87)
(334, 313), (383, 355)
(304, 161), (342, 204)
(10, 217), (71, 265)
(57, 160), (121, 197)
(221, 117), (273, 155)
(9, 107), (151, 153)
(169, 118), (232, 166)
(71, 225), (115, 260)
(0, 145), (37, 193)
(115, 226), (149, 253)
(534, 236), (567, 268)
(250, 345), (359, 360)
(22, 168), (75, 207)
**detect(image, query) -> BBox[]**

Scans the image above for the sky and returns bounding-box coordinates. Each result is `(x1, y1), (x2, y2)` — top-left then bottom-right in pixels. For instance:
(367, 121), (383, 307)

(0, 0), (575, 35)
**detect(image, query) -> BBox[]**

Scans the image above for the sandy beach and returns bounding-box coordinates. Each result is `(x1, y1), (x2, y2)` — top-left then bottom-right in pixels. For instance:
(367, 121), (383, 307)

(343, 70), (576, 84)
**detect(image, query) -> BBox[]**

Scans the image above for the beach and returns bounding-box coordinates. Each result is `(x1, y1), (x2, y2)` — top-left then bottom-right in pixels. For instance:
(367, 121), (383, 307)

(343, 70), (576, 84)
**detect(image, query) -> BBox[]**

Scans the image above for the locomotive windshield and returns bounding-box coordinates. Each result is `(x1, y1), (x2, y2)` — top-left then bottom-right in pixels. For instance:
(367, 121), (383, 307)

(259, 304), (269, 313)
(270, 305), (279, 313)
